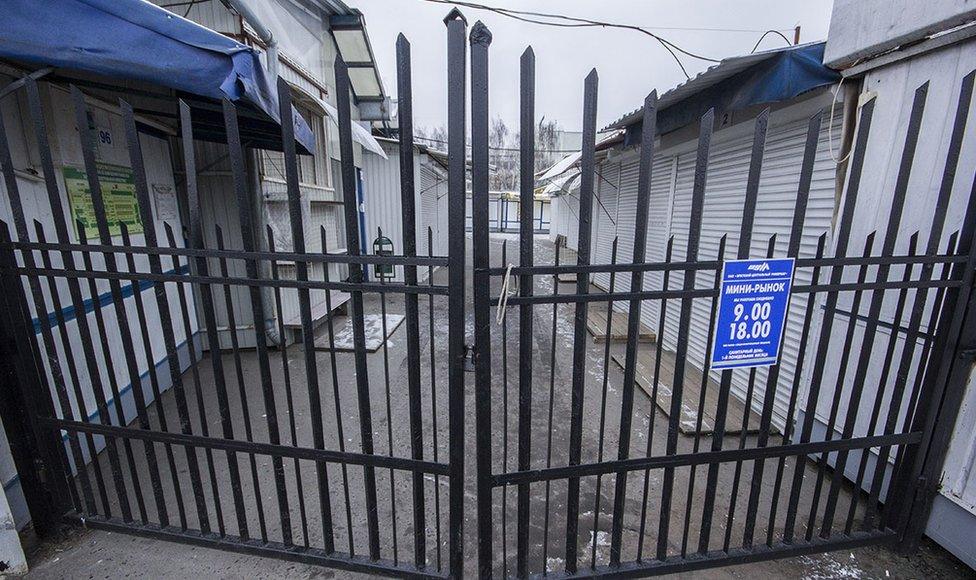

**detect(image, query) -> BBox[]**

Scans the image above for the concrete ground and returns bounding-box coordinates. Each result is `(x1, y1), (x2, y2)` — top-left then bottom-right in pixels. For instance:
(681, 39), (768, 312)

(23, 235), (970, 579)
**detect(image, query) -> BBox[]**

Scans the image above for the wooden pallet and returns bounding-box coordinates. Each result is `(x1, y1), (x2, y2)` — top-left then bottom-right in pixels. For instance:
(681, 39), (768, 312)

(611, 349), (775, 436)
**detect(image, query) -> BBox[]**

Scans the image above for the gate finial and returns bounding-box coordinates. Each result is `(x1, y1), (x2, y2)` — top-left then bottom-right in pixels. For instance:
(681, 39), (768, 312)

(470, 20), (492, 45)
(443, 7), (467, 25)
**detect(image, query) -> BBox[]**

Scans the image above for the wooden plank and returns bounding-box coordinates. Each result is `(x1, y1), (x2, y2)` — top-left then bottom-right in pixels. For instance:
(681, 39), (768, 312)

(585, 300), (655, 343)
(611, 350), (776, 436)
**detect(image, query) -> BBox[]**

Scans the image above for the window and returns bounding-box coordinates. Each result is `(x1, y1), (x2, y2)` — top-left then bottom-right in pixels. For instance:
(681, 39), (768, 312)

(261, 103), (331, 189)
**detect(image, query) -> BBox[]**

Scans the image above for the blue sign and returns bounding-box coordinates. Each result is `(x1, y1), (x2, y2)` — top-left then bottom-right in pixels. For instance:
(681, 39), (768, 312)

(711, 258), (795, 370)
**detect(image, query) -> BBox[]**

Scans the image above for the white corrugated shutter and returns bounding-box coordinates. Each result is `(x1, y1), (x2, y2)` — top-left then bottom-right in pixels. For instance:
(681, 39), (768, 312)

(640, 155), (678, 333)
(592, 161), (619, 290)
(658, 108), (842, 431)
(612, 156), (640, 294)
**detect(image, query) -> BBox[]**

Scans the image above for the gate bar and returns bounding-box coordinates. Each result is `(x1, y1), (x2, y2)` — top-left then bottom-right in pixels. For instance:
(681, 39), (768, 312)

(178, 100), (250, 539)
(76, 222), (148, 523)
(395, 34), (428, 569)
(609, 91), (656, 567)
(657, 107), (713, 560)
(492, 431), (921, 487)
(636, 236), (673, 562)
(565, 67), (599, 574)
(841, 232), (921, 534)
(123, 100), (211, 532)
(765, 233), (827, 546)
(165, 224), (227, 536)
(277, 77), (335, 553)
(0, 239), (447, 267)
(697, 108), (767, 554)
(742, 111), (823, 549)
(819, 83), (928, 537)
(224, 98), (294, 544)
(320, 228), (358, 555)
(541, 249), (562, 571)
(591, 238), (617, 570)
(721, 235), (776, 553)
(31, 225), (109, 515)
(783, 96), (877, 543)
(427, 226), (444, 571)
(801, 232), (876, 539)
(335, 56), (381, 560)
(212, 226), (270, 540)
(679, 235), (726, 557)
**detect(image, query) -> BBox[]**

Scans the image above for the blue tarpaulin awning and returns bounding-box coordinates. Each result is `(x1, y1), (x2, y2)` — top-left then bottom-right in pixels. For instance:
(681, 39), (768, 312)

(606, 42), (840, 139)
(0, 0), (315, 153)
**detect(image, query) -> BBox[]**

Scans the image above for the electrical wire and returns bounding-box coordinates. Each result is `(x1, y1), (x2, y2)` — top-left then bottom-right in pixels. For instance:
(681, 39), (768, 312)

(420, 0), (730, 78)
(750, 29), (794, 53)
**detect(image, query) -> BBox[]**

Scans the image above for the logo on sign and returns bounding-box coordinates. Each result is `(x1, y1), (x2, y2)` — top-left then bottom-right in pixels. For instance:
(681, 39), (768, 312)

(747, 262), (771, 272)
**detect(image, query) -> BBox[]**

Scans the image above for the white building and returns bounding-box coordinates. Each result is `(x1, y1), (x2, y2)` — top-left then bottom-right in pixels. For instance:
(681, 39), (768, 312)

(820, 0), (976, 567)
(544, 4), (976, 568)
(0, 0), (390, 556)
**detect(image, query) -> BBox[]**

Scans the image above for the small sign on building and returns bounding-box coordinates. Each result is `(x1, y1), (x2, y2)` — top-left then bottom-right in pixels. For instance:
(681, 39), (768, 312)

(710, 257), (795, 370)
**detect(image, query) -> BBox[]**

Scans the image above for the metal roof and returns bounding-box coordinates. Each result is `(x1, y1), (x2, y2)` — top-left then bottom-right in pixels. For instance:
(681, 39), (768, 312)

(604, 41), (826, 131)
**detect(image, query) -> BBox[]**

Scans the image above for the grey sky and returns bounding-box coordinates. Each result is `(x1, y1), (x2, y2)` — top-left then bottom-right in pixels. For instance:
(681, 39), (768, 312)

(346, 0), (834, 133)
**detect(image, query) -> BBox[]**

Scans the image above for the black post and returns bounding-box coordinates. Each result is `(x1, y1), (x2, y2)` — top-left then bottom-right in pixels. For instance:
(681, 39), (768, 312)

(444, 9), (468, 578)
(470, 15), (494, 579)
(516, 43), (534, 579)
(0, 227), (69, 536)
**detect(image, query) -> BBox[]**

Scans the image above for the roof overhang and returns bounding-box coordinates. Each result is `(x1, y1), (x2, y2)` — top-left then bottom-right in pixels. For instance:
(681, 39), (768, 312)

(330, 11), (390, 117)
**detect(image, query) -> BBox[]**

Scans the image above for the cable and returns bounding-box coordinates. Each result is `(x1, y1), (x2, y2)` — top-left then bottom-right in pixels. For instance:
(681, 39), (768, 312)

(827, 58), (866, 165)
(420, 0), (726, 78)
(750, 30), (794, 53)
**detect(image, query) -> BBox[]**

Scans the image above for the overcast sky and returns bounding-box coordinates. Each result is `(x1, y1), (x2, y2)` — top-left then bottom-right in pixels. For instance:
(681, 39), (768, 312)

(345, 0), (834, 133)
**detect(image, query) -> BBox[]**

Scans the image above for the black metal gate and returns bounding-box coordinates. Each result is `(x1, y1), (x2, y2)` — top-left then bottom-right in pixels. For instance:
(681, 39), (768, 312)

(2, 10), (976, 580)
(469, 18), (976, 580)
(0, 18), (467, 579)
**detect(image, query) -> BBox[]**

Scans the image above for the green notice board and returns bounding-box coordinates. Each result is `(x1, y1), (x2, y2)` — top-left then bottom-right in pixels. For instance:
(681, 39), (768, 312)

(63, 162), (142, 238)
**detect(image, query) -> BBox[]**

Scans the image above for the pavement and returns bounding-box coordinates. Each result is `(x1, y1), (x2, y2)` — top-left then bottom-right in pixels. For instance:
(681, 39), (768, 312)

(22, 234), (970, 579)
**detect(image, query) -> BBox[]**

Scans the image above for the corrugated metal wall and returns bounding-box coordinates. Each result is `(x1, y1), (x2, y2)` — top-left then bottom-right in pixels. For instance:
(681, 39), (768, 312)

(805, 40), (976, 554)
(588, 97), (843, 432)
(0, 83), (197, 528)
(361, 141), (446, 282)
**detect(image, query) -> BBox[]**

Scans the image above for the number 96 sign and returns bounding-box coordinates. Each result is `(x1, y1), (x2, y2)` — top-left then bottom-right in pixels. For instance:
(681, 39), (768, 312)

(710, 258), (795, 370)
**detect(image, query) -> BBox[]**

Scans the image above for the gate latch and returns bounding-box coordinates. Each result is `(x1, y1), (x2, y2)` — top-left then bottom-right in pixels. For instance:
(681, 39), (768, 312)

(463, 343), (475, 372)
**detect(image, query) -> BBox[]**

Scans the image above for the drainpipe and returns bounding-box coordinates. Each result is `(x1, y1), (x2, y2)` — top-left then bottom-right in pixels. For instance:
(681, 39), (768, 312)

(226, 0), (283, 345)
(226, 0), (279, 80)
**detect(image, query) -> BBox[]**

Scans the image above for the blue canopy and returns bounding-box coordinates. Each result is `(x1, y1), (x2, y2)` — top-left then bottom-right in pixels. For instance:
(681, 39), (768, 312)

(0, 0), (315, 153)
(607, 42), (840, 140)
